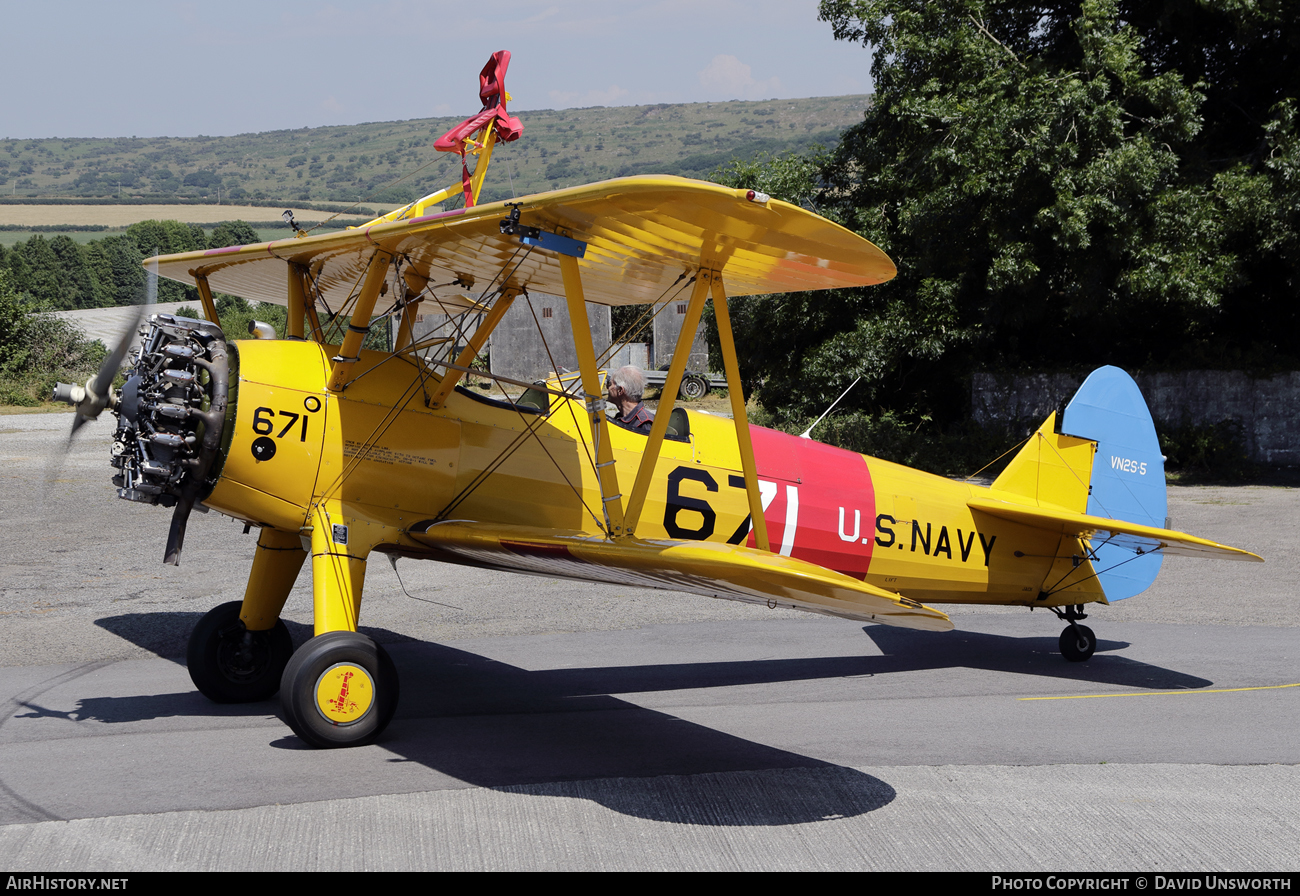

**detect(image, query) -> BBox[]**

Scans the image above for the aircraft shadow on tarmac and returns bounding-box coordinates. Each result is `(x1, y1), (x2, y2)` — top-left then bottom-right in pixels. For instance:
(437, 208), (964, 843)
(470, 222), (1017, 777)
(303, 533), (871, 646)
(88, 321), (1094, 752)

(859, 626), (1212, 690)
(93, 611), (318, 662)
(364, 639), (902, 824)
(29, 611), (1215, 824)
(92, 611), (1214, 693)
(72, 614), (898, 825)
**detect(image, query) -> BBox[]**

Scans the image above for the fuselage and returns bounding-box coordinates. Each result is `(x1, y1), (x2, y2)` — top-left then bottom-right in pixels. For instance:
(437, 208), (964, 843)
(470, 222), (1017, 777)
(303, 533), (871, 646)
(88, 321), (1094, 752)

(203, 339), (1100, 608)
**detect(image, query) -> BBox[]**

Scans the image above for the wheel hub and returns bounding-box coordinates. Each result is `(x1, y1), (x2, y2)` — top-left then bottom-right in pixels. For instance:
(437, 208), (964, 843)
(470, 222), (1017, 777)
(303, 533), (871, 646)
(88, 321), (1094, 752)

(314, 662), (376, 726)
(215, 628), (269, 683)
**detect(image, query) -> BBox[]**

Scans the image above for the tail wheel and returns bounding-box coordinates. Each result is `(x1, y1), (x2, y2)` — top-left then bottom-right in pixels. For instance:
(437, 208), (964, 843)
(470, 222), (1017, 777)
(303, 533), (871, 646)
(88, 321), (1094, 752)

(280, 631), (399, 748)
(187, 601), (293, 703)
(1059, 624), (1097, 662)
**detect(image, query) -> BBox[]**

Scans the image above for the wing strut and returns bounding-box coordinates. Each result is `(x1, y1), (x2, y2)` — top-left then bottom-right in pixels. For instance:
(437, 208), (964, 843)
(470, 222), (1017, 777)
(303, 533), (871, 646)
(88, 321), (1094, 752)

(194, 274), (220, 326)
(395, 268), (430, 351)
(426, 286), (519, 408)
(620, 269), (770, 552)
(286, 263), (307, 339)
(560, 254), (626, 536)
(623, 274), (709, 535)
(327, 250), (392, 391)
(395, 296), (422, 351)
(710, 272), (770, 553)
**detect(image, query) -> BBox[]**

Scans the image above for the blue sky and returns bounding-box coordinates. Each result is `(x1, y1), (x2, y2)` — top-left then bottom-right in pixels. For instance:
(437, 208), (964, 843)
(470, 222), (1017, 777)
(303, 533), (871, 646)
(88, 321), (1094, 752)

(4, 1), (873, 139)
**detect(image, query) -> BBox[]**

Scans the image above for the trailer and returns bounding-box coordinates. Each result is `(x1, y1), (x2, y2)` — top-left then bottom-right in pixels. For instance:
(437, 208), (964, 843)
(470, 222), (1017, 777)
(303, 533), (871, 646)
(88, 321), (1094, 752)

(644, 368), (726, 400)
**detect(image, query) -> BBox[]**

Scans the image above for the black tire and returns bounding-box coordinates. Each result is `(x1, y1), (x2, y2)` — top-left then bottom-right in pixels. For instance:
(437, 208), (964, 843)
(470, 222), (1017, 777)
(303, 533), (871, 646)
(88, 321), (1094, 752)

(680, 375), (708, 400)
(1059, 624), (1097, 662)
(279, 631), (399, 748)
(187, 601), (293, 703)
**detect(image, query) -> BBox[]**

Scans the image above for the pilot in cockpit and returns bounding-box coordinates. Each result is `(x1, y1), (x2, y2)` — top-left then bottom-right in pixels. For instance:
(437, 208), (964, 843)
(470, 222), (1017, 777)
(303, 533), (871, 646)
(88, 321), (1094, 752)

(605, 365), (654, 435)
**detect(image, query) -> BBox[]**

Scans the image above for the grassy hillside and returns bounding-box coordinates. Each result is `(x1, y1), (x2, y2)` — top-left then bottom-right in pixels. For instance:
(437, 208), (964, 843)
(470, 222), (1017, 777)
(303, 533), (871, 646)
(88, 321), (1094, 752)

(0, 96), (869, 209)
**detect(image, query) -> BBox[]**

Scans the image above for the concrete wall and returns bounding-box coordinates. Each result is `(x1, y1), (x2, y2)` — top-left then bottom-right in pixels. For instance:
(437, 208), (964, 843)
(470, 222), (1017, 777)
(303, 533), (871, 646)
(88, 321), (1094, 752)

(972, 370), (1300, 465)
(606, 342), (650, 371)
(488, 293), (611, 383)
(407, 309), (454, 360)
(403, 294), (696, 385)
(51, 302), (201, 350)
(652, 301), (709, 371)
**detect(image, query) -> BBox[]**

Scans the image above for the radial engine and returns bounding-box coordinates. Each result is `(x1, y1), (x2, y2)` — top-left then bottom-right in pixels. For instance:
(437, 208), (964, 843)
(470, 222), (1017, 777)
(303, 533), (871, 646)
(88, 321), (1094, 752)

(63, 314), (236, 564)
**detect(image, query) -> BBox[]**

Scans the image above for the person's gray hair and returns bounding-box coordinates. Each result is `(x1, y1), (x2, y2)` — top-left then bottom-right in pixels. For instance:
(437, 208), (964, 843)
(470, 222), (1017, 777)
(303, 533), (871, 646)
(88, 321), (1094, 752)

(610, 365), (645, 402)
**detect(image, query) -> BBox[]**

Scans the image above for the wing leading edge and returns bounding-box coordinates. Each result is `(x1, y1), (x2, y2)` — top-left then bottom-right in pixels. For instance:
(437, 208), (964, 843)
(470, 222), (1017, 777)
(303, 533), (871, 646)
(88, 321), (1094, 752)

(148, 176), (896, 311)
(408, 520), (953, 631)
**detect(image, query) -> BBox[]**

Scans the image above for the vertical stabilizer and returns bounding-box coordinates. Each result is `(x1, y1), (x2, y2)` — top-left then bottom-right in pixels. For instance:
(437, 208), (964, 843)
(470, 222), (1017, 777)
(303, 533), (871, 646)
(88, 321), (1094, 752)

(991, 412), (1096, 513)
(988, 366), (1167, 601)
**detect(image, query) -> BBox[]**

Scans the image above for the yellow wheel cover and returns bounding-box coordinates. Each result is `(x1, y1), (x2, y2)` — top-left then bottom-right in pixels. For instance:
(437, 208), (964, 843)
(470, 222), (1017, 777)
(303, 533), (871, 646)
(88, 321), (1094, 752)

(314, 662), (375, 725)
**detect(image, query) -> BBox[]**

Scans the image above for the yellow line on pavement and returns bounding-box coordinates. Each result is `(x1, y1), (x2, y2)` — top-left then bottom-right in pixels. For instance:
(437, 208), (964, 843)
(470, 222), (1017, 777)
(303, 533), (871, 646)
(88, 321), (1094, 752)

(1020, 682), (1300, 701)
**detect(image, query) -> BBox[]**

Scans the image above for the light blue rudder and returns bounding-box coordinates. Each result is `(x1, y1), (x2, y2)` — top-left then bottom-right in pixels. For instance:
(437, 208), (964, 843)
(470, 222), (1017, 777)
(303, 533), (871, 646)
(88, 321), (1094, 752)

(1060, 366), (1167, 601)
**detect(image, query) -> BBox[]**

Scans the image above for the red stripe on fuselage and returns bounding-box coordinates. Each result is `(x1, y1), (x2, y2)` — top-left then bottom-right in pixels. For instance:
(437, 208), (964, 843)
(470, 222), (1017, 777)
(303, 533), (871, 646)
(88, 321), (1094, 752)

(746, 427), (876, 579)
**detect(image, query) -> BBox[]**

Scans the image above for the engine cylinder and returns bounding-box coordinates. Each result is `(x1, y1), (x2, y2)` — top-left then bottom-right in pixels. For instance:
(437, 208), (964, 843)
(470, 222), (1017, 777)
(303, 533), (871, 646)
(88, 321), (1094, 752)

(111, 314), (232, 508)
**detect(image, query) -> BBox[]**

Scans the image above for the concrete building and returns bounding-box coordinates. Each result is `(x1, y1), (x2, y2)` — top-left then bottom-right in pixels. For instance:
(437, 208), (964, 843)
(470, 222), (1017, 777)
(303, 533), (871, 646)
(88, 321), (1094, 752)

(486, 293), (609, 383)
(406, 294), (642, 384)
(651, 300), (709, 372)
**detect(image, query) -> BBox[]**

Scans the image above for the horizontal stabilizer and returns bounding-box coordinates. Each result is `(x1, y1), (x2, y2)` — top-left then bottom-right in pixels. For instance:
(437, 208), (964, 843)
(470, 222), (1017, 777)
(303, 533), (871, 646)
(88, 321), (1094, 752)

(969, 496), (1263, 562)
(408, 521), (953, 631)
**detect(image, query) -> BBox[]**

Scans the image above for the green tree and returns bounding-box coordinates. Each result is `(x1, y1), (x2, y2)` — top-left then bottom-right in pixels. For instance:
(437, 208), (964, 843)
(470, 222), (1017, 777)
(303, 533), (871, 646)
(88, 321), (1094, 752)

(7, 236), (80, 310)
(711, 150), (826, 212)
(0, 271), (32, 370)
(85, 234), (147, 306)
(126, 219), (206, 256)
(208, 220), (261, 248)
(719, 0), (1300, 436)
(211, 294), (288, 341)
(2, 235), (102, 310)
(0, 270), (105, 405)
(48, 235), (101, 309)
(125, 220), (203, 305)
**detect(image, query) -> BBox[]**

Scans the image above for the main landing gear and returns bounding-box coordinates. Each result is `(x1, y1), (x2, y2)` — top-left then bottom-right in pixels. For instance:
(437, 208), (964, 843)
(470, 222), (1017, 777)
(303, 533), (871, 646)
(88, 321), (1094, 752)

(1052, 604), (1097, 662)
(186, 523), (399, 747)
(187, 601), (293, 703)
(187, 608), (401, 748)
(279, 631), (400, 749)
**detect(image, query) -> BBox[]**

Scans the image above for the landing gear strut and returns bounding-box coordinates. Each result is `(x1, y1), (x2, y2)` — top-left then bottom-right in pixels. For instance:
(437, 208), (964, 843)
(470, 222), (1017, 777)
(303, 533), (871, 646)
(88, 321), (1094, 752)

(1052, 604), (1097, 662)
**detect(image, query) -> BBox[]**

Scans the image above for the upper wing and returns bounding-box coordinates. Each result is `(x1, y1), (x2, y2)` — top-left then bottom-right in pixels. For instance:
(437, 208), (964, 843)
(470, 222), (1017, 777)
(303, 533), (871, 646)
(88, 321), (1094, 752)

(150, 176), (896, 309)
(408, 520), (953, 631)
(968, 496), (1263, 561)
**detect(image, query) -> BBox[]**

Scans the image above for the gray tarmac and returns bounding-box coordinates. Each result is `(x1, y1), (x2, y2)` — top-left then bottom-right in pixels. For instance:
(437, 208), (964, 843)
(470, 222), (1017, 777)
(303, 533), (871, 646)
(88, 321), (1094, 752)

(0, 412), (1296, 871)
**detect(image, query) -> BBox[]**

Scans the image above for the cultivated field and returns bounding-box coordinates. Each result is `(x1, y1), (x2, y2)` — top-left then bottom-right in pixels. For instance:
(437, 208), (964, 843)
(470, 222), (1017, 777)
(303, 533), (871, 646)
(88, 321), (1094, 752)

(0, 204), (347, 227)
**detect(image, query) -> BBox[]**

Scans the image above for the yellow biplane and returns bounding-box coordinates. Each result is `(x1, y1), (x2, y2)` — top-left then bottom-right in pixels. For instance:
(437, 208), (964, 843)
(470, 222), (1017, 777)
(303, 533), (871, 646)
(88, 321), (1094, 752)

(55, 54), (1261, 748)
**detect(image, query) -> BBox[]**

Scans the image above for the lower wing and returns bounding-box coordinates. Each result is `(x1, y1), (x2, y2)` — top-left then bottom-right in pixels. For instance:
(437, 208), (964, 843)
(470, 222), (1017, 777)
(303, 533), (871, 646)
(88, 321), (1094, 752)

(407, 520), (953, 631)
